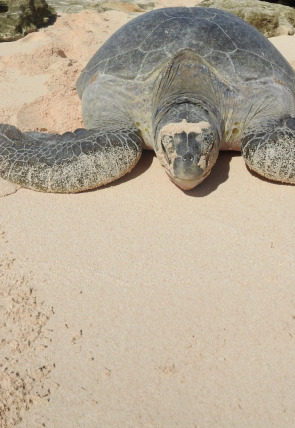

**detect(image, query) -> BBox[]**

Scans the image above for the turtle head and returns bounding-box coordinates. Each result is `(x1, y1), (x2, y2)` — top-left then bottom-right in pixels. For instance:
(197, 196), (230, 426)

(154, 103), (220, 190)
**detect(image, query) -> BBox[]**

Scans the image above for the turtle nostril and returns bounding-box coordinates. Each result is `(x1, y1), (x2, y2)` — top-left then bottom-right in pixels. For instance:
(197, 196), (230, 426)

(182, 153), (194, 162)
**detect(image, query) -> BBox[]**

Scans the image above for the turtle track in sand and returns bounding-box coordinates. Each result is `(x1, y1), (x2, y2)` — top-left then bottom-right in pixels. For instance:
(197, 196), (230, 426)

(0, 229), (55, 427)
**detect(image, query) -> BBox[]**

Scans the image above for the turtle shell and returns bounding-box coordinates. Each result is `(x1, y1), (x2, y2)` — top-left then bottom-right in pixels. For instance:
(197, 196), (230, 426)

(76, 7), (295, 96)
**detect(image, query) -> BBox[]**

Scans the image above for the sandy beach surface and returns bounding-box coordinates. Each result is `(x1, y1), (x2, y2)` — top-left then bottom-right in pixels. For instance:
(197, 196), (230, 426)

(0, 2), (295, 427)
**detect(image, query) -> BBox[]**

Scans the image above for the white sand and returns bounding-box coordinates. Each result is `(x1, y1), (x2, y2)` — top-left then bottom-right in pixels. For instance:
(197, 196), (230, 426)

(0, 4), (295, 427)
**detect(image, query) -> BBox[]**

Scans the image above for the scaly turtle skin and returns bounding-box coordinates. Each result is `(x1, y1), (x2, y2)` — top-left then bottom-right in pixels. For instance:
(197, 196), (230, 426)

(0, 7), (295, 192)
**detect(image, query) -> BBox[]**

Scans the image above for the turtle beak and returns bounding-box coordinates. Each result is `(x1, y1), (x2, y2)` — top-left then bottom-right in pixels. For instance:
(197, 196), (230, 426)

(164, 149), (211, 190)
(166, 170), (209, 190)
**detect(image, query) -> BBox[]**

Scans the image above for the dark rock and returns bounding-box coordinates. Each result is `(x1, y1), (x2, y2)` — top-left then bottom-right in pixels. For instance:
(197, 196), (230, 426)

(198, 0), (295, 36)
(0, 0), (56, 42)
(263, 1), (294, 7)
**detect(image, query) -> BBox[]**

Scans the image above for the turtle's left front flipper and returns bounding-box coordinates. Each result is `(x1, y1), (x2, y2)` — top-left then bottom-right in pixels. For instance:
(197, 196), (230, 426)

(0, 124), (143, 192)
(241, 117), (295, 184)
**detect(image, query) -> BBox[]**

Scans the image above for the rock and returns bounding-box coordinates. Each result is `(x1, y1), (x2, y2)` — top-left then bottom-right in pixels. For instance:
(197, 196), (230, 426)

(198, 0), (295, 36)
(46, 0), (155, 15)
(0, 0), (56, 42)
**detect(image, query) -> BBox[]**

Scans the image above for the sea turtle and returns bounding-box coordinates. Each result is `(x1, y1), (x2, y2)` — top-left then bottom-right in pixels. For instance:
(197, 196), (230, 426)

(0, 6), (295, 192)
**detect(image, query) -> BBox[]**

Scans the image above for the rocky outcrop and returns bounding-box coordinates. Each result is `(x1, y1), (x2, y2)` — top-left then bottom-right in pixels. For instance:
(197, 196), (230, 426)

(0, 0), (56, 42)
(45, 0), (155, 15)
(198, 0), (295, 36)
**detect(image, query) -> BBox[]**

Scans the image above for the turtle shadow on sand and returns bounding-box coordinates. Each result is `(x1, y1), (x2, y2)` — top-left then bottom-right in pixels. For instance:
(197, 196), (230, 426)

(188, 152), (295, 197)
(188, 151), (295, 197)
(98, 151), (154, 190)
(91, 150), (231, 194)
(185, 151), (237, 197)
(101, 150), (234, 194)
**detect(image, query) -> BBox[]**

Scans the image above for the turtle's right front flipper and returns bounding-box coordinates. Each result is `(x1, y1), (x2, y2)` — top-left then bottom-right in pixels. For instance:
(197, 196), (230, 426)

(0, 124), (143, 193)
